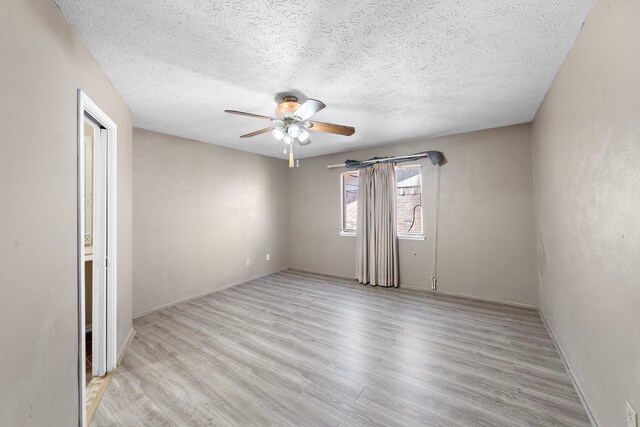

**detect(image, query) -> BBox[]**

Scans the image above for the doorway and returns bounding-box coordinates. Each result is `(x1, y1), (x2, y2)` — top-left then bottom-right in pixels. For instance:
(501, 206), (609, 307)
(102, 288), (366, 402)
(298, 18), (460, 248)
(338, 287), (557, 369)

(77, 91), (118, 426)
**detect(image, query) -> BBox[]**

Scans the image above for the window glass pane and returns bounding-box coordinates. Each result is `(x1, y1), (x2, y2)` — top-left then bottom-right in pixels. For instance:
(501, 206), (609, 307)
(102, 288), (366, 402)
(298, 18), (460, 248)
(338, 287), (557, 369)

(342, 171), (359, 231)
(396, 166), (422, 234)
(341, 167), (423, 235)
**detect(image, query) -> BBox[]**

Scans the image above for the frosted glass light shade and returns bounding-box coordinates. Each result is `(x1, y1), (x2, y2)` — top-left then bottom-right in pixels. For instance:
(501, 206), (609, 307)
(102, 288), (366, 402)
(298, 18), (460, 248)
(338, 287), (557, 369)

(298, 128), (310, 142)
(272, 127), (286, 140)
(287, 123), (301, 137)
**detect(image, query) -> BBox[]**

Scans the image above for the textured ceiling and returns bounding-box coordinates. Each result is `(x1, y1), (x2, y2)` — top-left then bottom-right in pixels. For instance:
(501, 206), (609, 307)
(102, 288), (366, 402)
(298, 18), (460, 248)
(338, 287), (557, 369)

(56, 0), (595, 159)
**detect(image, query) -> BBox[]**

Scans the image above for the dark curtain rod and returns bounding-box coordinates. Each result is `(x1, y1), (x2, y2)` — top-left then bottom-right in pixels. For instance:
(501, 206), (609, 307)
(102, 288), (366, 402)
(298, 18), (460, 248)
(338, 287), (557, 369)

(327, 150), (445, 169)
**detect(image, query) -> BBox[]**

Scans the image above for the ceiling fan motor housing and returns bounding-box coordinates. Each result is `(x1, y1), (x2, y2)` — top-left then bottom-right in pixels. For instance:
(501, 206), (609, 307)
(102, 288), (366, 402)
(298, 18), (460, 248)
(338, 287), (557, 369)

(275, 96), (301, 118)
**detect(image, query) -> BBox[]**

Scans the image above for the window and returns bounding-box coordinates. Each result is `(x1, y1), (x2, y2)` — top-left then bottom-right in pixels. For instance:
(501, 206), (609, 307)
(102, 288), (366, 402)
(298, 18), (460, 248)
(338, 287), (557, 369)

(340, 165), (423, 238)
(341, 171), (359, 233)
(395, 165), (423, 235)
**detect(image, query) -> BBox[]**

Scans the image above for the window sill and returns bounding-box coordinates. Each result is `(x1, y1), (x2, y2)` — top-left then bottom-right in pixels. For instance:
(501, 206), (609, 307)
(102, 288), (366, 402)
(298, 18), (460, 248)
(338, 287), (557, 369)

(398, 234), (426, 241)
(339, 231), (425, 241)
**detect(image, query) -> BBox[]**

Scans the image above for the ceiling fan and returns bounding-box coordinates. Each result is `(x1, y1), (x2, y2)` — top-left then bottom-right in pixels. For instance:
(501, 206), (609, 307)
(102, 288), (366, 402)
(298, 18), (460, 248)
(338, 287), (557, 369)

(224, 96), (355, 167)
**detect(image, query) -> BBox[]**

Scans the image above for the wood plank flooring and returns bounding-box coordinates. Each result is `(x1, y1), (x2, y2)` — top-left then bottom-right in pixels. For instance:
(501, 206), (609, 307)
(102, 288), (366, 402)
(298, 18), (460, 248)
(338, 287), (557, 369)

(92, 270), (591, 426)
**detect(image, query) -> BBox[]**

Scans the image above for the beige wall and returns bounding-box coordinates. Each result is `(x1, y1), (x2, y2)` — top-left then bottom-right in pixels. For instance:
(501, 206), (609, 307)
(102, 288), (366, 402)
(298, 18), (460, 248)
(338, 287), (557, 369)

(532, 0), (640, 424)
(0, 0), (133, 424)
(289, 124), (538, 306)
(132, 129), (289, 316)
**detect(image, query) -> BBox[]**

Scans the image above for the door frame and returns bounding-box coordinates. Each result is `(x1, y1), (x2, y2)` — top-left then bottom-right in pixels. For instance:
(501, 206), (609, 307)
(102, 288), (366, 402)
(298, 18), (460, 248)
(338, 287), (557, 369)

(77, 90), (118, 426)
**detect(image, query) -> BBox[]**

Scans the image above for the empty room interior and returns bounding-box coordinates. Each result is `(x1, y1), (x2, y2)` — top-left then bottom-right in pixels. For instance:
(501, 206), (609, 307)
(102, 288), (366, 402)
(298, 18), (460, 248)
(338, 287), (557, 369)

(1, 0), (639, 426)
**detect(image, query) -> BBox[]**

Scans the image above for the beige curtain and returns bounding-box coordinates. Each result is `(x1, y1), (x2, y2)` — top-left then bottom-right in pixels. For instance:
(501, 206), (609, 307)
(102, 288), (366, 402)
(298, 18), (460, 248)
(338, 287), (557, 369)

(355, 163), (399, 287)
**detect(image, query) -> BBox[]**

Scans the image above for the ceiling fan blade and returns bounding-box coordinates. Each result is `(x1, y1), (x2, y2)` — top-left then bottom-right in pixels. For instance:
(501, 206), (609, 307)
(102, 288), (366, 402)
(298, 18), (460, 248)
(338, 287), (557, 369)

(293, 99), (325, 121)
(224, 110), (274, 120)
(309, 121), (355, 136)
(240, 127), (273, 138)
(298, 137), (312, 146)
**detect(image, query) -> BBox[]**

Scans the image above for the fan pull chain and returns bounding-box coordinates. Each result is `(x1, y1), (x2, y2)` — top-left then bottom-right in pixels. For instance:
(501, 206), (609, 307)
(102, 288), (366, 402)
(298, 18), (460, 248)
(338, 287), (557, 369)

(289, 148), (294, 168)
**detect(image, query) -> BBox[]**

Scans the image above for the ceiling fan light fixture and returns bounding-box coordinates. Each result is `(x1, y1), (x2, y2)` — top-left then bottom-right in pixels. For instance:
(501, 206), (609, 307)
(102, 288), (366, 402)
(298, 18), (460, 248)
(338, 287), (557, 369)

(272, 127), (286, 140)
(287, 123), (301, 138)
(283, 134), (293, 145)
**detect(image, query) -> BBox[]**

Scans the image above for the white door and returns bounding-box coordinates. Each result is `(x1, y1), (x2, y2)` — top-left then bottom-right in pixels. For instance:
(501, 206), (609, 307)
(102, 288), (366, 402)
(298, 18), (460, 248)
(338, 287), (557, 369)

(91, 123), (108, 377)
(78, 90), (118, 427)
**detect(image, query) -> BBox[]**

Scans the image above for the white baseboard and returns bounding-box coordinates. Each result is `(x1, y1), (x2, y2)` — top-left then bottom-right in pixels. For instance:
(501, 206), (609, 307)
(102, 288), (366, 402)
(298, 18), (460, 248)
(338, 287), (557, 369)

(538, 310), (598, 427)
(117, 327), (136, 365)
(289, 267), (538, 310)
(133, 269), (288, 319)
(401, 284), (539, 310)
(288, 267), (357, 281)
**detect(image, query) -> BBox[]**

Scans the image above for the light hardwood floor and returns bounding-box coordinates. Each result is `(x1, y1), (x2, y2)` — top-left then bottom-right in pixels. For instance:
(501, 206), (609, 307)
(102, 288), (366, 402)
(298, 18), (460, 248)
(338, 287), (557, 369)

(92, 270), (590, 426)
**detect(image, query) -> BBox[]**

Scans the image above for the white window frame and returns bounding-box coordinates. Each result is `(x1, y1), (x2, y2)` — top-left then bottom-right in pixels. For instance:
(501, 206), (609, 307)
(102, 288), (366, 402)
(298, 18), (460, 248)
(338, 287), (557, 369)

(338, 165), (426, 240)
(340, 171), (358, 236)
(395, 164), (425, 240)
